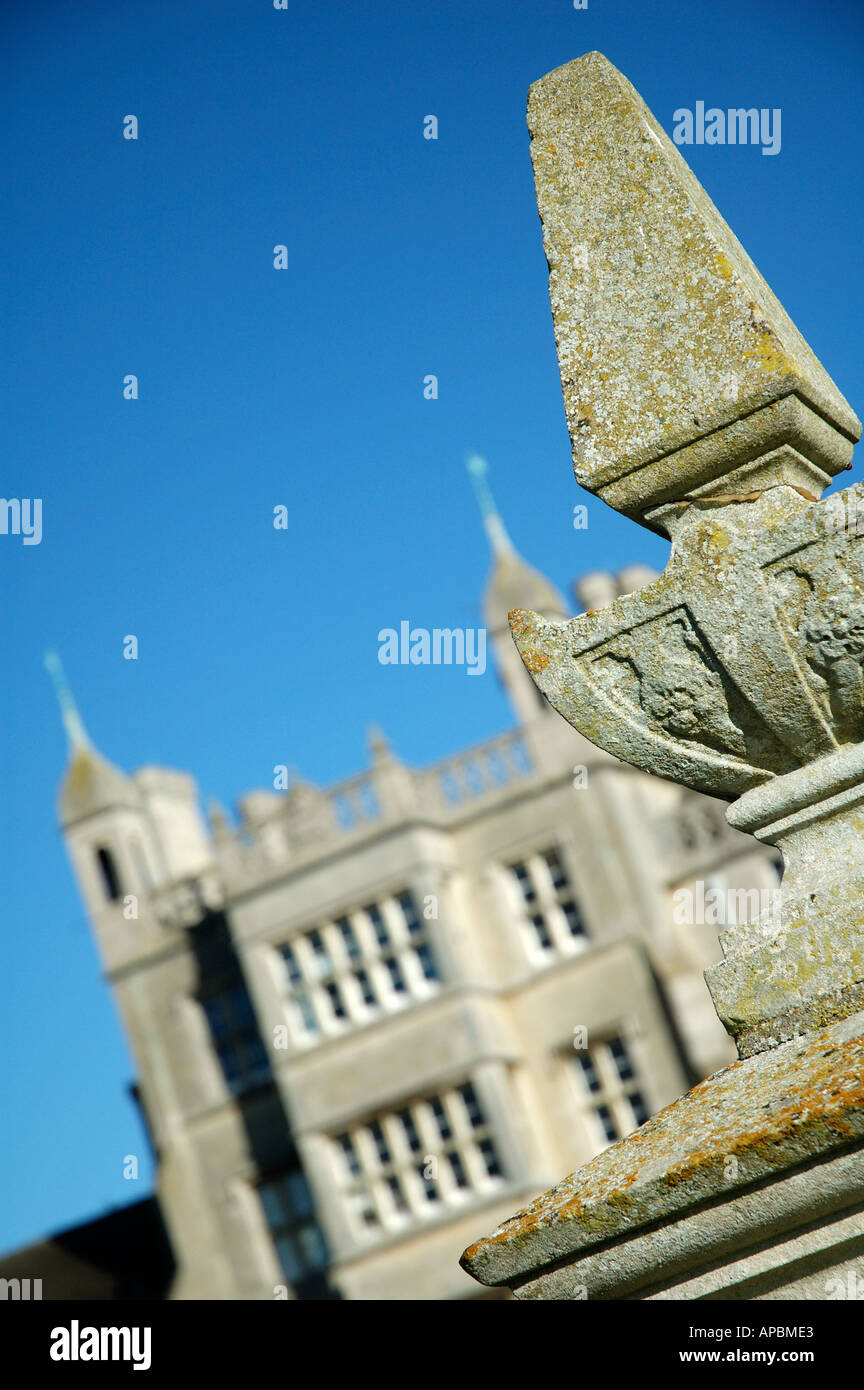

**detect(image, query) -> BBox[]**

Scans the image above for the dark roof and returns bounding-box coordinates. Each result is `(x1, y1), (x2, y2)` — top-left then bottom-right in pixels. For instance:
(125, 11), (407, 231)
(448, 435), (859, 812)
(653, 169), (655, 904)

(0, 1196), (175, 1300)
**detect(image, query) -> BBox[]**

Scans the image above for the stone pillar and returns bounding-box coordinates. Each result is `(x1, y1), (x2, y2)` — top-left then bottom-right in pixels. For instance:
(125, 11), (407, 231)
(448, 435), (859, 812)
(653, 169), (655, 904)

(460, 51), (864, 1301)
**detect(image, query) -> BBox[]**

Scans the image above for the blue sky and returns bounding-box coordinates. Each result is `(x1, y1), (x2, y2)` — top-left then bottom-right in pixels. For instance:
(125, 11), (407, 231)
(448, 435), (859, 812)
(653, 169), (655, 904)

(1, 0), (861, 1251)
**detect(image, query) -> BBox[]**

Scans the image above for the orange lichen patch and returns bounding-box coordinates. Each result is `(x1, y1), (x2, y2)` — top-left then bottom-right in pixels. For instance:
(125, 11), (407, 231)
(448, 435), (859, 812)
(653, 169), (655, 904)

(507, 609), (533, 637)
(520, 648), (550, 675)
(461, 1019), (864, 1284)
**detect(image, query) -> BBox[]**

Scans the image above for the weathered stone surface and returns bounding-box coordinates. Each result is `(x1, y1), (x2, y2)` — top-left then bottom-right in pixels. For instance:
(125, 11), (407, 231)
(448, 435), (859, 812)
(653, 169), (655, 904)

(511, 483), (864, 1052)
(708, 741), (864, 1055)
(528, 53), (860, 521)
(512, 483), (864, 798)
(511, 60), (864, 1054)
(462, 51), (864, 1303)
(461, 1011), (864, 1297)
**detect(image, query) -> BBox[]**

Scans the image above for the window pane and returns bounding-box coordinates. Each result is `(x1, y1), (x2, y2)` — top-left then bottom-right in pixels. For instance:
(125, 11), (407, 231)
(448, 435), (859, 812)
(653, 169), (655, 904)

(259, 1184), (284, 1228)
(220, 1045), (241, 1088)
(296, 991), (318, 1033)
(398, 1109), (421, 1153)
(385, 956), (406, 992)
(247, 1036), (271, 1080)
(596, 1104), (618, 1144)
(307, 930), (332, 978)
(298, 1223), (328, 1270)
(96, 846), (122, 901)
(543, 849), (568, 889)
(530, 914), (552, 949)
(608, 1037), (634, 1081)
(275, 1234), (303, 1282)
(281, 945), (302, 984)
(203, 997), (228, 1039)
(629, 1092), (650, 1127)
(561, 900), (586, 938)
(418, 1167), (440, 1203)
(430, 1098), (452, 1141)
(448, 1151), (469, 1188)
(457, 1083), (485, 1129)
(286, 1172), (314, 1218)
(365, 904), (389, 946)
(386, 1175), (409, 1211)
(355, 969), (375, 1005)
(478, 1138), (503, 1178)
(336, 1133), (361, 1177)
(325, 981), (347, 1019)
(415, 943), (439, 982)
(578, 1054), (601, 1094)
(230, 986), (255, 1027)
(369, 1120), (390, 1165)
(510, 863), (536, 902)
(397, 891), (421, 933)
(337, 918), (361, 960)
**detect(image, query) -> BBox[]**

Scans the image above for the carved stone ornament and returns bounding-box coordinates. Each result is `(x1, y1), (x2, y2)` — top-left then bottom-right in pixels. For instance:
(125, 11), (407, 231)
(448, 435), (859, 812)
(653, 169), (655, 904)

(507, 52), (862, 1057)
(460, 48), (864, 1306)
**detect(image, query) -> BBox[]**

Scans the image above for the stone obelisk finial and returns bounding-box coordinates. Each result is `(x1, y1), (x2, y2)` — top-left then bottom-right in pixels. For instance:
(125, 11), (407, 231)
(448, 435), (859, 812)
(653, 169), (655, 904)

(527, 52), (858, 527)
(504, 53), (862, 1059)
(461, 50), (864, 1305)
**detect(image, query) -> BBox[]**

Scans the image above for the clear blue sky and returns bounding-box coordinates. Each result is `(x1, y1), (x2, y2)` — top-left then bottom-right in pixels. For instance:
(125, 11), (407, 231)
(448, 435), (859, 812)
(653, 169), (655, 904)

(1, 0), (861, 1252)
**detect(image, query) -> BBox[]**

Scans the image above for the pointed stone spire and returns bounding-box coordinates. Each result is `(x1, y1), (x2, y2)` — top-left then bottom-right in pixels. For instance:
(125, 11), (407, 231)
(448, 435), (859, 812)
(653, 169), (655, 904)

(44, 650), (90, 752)
(45, 652), (140, 825)
(466, 454), (516, 557)
(466, 454), (567, 631)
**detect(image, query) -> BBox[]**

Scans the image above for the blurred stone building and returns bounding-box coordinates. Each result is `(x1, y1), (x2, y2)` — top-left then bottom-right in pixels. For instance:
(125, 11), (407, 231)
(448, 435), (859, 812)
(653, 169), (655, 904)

(22, 491), (781, 1301)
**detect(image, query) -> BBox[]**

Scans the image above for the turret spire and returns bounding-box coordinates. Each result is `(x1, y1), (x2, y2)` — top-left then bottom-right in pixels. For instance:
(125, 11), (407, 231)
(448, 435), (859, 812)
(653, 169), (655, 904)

(44, 650), (90, 752)
(466, 455), (516, 557)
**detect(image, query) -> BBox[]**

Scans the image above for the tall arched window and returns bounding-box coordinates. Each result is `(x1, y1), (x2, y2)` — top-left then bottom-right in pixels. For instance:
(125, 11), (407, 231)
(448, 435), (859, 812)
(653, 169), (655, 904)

(96, 846), (122, 902)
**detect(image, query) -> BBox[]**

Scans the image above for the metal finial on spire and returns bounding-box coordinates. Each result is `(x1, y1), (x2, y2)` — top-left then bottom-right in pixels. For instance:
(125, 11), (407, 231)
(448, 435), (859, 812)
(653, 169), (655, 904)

(44, 651), (90, 751)
(466, 454), (515, 555)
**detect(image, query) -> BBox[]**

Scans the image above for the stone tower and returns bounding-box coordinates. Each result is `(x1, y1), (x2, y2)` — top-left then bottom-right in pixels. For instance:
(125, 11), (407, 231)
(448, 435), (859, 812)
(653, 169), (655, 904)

(43, 479), (782, 1299)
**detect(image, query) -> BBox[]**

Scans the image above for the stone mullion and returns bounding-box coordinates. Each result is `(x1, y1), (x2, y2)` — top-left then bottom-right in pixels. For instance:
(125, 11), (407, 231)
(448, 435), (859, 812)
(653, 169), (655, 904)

(413, 1099), (445, 1188)
(461, 1133), (491, 1192)
(433, 1092), (470, 1202)
(350, 907), (391, 1010)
